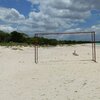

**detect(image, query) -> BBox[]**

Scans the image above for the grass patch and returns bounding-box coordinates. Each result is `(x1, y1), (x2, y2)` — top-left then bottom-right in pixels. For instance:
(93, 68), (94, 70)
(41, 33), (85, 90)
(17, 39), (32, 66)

(0, 42), (33, 47)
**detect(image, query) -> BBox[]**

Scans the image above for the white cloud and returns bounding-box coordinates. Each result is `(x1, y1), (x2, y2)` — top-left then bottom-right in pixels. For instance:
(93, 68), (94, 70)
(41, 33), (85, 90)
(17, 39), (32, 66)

(0, 25), (16, 32)
(25, 0), (92, 33)
(0, 7), (25, 23)
(27, 0), (100, 20)
(25, 0), (100, 37)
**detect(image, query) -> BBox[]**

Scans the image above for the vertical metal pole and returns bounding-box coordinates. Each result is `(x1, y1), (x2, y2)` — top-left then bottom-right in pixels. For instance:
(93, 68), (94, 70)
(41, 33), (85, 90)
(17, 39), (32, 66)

(93, 32), (96, 62)
(36, 41), (38, 63)
(91, 33), (94, 61)
(35, 44), (36, 63)
(34, 34), (38, 64)
(34, 34), (36, 64)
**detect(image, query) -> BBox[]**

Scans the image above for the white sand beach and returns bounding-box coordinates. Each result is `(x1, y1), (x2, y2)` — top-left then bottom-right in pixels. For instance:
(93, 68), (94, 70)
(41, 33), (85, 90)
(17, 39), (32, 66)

(0, 44), (100, 100)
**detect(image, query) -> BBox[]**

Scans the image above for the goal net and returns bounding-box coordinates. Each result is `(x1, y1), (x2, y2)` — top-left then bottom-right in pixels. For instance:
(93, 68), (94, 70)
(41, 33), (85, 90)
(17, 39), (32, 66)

(34, 32), (96, 63)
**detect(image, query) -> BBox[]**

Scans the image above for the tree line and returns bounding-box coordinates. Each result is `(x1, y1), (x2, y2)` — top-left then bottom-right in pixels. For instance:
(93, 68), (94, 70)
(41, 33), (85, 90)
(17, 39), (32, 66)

(0, 30), (92, 46)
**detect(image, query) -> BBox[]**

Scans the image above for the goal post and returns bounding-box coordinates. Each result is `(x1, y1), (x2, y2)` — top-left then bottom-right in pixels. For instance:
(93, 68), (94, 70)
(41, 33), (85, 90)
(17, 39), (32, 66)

(34, 31), (96, 64)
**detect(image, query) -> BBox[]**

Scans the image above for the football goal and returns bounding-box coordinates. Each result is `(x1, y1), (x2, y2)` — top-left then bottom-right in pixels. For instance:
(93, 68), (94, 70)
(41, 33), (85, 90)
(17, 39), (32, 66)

(34, 31), (96, 64)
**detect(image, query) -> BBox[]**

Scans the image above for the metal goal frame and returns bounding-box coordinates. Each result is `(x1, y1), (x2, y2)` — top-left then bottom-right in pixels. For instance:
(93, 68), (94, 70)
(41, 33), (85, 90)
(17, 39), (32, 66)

(34, 31), (96, 64)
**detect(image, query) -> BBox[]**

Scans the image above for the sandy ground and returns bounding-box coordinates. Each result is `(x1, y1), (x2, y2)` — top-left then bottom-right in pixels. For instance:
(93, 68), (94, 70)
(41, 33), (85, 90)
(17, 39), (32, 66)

(0, 44), (100, 100)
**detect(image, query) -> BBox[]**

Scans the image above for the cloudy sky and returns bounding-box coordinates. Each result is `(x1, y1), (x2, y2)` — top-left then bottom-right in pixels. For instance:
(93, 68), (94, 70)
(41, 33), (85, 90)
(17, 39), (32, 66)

(0, 0), (100, 40)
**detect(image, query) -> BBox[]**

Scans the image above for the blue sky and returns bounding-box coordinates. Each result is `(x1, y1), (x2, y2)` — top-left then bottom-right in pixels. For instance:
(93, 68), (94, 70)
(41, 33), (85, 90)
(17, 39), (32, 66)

(0, 0), (100, 40)
(0, 0), (31, 16)
(79, 10), (100, 28)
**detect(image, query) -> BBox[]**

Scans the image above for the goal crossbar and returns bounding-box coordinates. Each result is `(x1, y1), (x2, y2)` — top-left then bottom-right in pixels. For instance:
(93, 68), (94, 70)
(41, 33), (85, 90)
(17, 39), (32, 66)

(34, 31), (96, 63)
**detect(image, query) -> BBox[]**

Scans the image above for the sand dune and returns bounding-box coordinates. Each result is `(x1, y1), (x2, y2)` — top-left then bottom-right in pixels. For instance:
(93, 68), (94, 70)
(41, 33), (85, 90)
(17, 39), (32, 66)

(0, 44), (100, 100)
